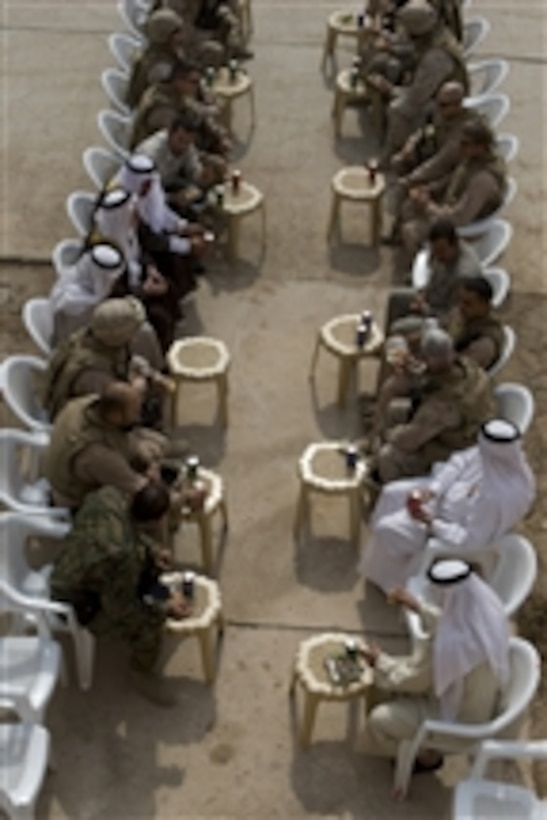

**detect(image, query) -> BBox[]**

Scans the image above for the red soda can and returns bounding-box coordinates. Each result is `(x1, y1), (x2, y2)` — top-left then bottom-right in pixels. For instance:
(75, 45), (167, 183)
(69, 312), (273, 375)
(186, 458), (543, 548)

(407, 489), (423, 517)
(231, 169), (241, 194)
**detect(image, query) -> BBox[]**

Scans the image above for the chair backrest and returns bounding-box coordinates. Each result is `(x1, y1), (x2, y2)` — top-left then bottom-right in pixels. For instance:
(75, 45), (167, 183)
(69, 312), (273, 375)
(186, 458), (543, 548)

(465, 93), (510, 129)
(101, 67), (130, 115)
(494, 381), (535, 434)
(0, 429), (51, 515)
(467, 59), (510, 99)
(83, 146), (122, 189)
(492, 638), (541, 733)
(482, 267), (510, 308)
(22, 298), (54, 356)
(107, 31), (142, 73)
(487, 325), (515, 379)
(463, 16), (491, 56)
(1, 355), (51, 432)
(117, 0), (147, 39)
(457, 179), (517, 239)
(66, 190), (97, 237)
(0, 512), (70, 593)
(97, 109), (132, 158)
(487, 534), (537, 617)
(496, 134), (519, 164)
(472, 220), (513, 267)
(51, 238), (82, 277)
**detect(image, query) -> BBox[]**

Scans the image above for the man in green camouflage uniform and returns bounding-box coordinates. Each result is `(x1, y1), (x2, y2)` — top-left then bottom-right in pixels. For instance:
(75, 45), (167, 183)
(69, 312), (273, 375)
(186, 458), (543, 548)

(50, 483), (189, 705)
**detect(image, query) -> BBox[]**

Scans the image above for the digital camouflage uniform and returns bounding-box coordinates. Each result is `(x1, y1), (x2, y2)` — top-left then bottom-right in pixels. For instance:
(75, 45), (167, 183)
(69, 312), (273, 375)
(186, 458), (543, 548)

(50, 486), (166, 672)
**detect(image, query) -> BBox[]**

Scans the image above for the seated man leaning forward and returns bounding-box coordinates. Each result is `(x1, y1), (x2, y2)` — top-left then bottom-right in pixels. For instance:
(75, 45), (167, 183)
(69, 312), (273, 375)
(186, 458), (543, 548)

(50, 483), (189, 706)
(400, 119), (507, 263)
(43, 381), (189, 511)
(360, 419), (535, 593)
(357, 560), (511, 776)
(386, 218), (482, 337)
(374, 328), (495, 484)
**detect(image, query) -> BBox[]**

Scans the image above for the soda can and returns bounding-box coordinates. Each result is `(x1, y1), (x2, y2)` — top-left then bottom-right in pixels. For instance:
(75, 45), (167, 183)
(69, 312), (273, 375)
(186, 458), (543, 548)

(407, 489), (423, 517)
(231, 169), (242, 194)
(356, 321), (368, 348)
(216, 184), (225, 207)
(361, 309), (373, 331)
(345, 639), (358, 660)
(346, 445), (359, 470)
(205, 66), (215, 87)
(350, 68), (359, 90)
(228, 58), (238, 82)
(357, 12), (365, 27)
(185, 455), (200, 482)
(367, 159), (378, 185)
(182, 571), (195, 601)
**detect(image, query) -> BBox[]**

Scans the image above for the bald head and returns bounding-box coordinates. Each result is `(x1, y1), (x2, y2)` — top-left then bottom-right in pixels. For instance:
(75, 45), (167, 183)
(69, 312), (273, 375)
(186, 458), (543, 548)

(437, 81), (465, 106)
(421, 329), (455, 372)
(98, 381), (143, 429)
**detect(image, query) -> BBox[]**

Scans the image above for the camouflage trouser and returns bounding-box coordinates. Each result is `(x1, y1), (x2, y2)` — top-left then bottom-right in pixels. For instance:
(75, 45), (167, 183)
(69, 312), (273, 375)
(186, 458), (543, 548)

(216, 2), (244, 52)
(89, 607), (165, 673)
(378, 441), (431, 484)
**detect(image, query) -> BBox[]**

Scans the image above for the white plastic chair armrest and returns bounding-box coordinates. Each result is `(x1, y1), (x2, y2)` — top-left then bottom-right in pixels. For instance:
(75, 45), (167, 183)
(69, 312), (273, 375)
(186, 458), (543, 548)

(471, 739), (547, 778)
(23, 517), (71, 540)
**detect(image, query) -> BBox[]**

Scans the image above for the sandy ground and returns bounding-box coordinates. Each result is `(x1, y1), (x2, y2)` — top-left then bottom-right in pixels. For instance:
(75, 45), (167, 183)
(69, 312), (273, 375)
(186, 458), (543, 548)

(0, 0), (546, 817)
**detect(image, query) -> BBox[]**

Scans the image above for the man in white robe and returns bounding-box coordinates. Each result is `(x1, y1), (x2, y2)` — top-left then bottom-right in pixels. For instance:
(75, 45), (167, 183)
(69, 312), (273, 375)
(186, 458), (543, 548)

(359, 559), (510, 770)
(360, 419), (535, 593)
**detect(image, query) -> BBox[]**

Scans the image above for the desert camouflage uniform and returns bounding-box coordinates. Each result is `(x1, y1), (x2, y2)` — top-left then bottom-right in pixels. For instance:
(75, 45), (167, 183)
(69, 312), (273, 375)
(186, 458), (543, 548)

(50, 486), (166, 672)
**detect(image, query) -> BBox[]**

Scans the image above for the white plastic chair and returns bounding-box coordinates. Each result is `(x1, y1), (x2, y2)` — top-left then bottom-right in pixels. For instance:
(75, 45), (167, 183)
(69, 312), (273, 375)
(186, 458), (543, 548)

(97, 109), (132, 158)
(406, 533), (537, 648)
(0, 633), (61, 723)
(22, 299), (54, 357)
(494, 382), (535, 434)
(393, 637), (541, 799)
(108, 31), (142, 74)
(0, 513), (95, 691)
(101, 67), (131, 115)
(463, 17), (491, 57)
(51, 238), (82, 277)
(464, 93), (510, 129)
(458, 178), (517, 239)
(453, 739), (547, 819)
(65, 190), (96, 237)
(0, 428), (69, 519)
(83, 146), (121, 189)
(496, 134), (519, 164)
(0, 355), (51, 433)
(471, 220), (513, 268)
(0, 723), (51, 820)
(482, 267), (510, 308)
(467, 59), (510, 102)
(487, 325), (516, 379)
(117, 0), (147, 40)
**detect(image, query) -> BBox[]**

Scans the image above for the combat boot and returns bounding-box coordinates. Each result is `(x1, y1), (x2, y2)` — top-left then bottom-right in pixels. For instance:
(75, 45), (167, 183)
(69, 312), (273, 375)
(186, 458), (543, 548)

(128, 669), (178, 708)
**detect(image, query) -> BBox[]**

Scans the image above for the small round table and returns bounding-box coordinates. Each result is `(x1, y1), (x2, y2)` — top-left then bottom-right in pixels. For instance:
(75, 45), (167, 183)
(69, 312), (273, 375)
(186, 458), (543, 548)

(290, 632), (373, 746)
(220, 181), (266, 261)
(321, 11), (374, 71)
(294, 441), (369, 549)
(178, 465), (228, 575)
(327, 166), (386, 246)
(163, 573), (224, 683)
(310, 313), (384, 408)
(167, 336), (231, 428)
(332, 68), (369, 138)
(211, 66), (255, 132)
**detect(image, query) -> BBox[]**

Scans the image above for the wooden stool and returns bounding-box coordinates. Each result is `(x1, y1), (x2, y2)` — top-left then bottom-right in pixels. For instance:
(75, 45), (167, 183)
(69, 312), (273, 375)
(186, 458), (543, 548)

(290, 632), (373, 746)
(164, 573), (224, 683)
(321, 11), (374, 70)
(220, 180), (266, 261)
(178, 465), (228, 575)
(294, 442), (369, 550)
(212, 66), (255, 133)
(310, 314), (383, 408)
(167, 337), (230, 428)
(327, 166), (386, 246)
(332, 68), (369, 138)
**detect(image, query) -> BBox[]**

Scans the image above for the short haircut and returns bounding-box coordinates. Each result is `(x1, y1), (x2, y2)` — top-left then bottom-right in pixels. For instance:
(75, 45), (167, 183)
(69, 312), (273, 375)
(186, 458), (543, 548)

(461, 275), (493, 303)
(130, 481), (170, 522)
(461, 120), (494, 148)
(170, 113), (198, 134)
(97, 381), (132, 417)
(428, 218), (458, 244)
(421, 328), (454, 359)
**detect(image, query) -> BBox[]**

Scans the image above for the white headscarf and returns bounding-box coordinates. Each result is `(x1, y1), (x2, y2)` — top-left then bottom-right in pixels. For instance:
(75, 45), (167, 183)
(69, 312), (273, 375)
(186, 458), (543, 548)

(475, 419), (536, 535)
(94, 187), (141, 287)
(49, 244), (125, 316)
(430, 559), (510, 720)
(114, 154), (182, 235)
